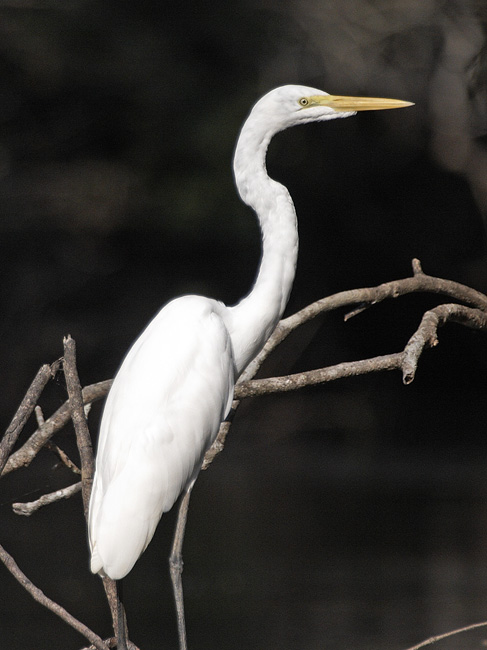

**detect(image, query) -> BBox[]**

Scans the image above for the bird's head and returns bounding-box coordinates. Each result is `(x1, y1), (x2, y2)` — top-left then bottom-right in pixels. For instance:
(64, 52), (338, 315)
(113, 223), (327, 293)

(251, 84), (413, 132)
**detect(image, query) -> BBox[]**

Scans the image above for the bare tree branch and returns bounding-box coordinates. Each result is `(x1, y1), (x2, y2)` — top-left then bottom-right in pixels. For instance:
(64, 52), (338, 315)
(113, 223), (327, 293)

(34, 404), (45, 427)
(202, 260), (487, 471)
(2, 261), (487, 650)
(0, 543), (109, 650)
(234, 303), (487, 399)
(235, 353), (404, 399)
(80, 634), (140, 650)
(0, 341), (126, 647)
(403, 620), (487, 650)
(258, 259), (487, 374)
(0, 352), (113, 650)
(34, 403), (82, 475)
(201, 417), (234, 470)
(63, 335), (95, 518)
(1, 379), (112, 477)
(80, 640), (116, 650)
(273, 302), (485, 390)
(45, 441), (81, 474)
(4, 260), (485, 480)
(402, 303), (487, 383)
(0, 363), (57, 475)
(0, 340), (122, 650)
(12, 481), (82, 516)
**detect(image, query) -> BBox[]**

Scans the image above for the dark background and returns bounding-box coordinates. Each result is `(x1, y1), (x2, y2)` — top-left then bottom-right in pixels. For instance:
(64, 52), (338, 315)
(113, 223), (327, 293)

(1, 1), (487, 649)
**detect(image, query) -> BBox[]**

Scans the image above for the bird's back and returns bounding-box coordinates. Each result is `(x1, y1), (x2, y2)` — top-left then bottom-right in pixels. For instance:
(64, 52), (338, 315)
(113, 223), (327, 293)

(88, 295), (235, 580)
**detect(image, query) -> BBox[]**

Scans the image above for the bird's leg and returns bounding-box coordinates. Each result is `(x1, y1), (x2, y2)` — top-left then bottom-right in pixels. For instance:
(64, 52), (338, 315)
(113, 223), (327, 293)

(101, 576), (129, 648)
(169, 483), (194, 650)
(116, 579), (129, 650)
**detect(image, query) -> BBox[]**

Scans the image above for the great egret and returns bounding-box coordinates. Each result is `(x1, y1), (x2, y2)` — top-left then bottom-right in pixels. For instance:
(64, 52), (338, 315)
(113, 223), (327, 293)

(88, 84), (412, 647)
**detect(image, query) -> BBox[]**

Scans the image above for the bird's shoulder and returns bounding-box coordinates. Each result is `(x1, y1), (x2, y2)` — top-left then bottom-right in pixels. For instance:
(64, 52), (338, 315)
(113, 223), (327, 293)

(124, 294), (233, 373)
(97, 295), (235, 456)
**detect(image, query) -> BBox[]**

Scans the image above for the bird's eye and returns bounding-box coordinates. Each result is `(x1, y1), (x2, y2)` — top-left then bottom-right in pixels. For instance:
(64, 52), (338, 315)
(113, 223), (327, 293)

(298, 97), (309, 107)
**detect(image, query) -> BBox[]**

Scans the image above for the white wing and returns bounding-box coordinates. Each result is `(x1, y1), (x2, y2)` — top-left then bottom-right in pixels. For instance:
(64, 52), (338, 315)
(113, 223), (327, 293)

(88, 295), (235, 580)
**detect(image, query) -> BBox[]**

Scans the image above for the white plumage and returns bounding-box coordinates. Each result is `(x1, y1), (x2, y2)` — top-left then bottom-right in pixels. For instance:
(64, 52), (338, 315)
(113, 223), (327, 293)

(88, 85), (412, 581)
(89, 296), (234, 578)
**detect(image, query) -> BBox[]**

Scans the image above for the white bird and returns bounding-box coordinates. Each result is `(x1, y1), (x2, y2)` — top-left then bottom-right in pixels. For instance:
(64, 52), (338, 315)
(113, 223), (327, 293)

(87, 84), (412, 644)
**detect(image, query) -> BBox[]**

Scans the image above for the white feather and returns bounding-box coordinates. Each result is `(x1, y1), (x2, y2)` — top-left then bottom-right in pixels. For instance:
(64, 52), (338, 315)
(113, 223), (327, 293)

(89, 296), (234, 579)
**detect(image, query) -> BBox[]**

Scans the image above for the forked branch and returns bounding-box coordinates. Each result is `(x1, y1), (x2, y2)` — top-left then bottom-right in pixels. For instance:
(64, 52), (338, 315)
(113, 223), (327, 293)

(1, 379), (112, 477)
(0, 362), (58, 475)
(239, 258), (487, 383)
(202, 260), (487, 468)
(234, 302), (487, 400)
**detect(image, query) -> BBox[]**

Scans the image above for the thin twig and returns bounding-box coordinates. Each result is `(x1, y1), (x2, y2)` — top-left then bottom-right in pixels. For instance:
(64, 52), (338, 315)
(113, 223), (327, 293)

(235, 353), (404, 398)
(35, 405), (45, 427)
(411, 258), (424, 275)
(12, 481), (82, 516)
(0, 363), (57, 475)
(403, 620), (487, 650)
(80, 635), (140, 650)
(202, 417), (234, 470)
(402, 303), (487, 383)
(0, 543), (109, 650)
(2, 340), (117, 649)
(1, 379), (112, 477)
(44, 441), (81, 474)
(63, 335), (95, 518)
(80, 639), (116, 650)
(270, 259), (487, 366)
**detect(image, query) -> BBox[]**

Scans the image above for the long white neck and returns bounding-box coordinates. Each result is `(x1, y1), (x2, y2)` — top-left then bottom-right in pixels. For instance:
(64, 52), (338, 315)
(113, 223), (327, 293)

(226, 115), (299, 376)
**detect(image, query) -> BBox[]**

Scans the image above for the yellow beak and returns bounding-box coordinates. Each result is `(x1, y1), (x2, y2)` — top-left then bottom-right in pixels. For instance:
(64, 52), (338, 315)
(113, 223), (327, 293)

(309, 94), (414, 112)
